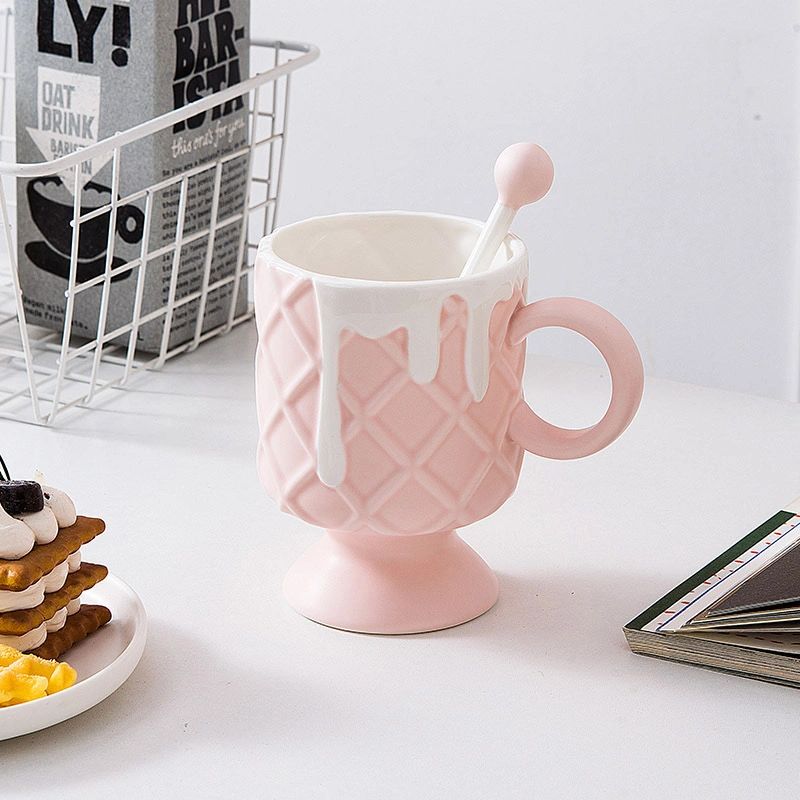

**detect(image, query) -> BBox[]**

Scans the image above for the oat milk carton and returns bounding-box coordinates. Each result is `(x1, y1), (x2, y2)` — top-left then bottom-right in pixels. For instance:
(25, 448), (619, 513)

(15, 0), (250, 351)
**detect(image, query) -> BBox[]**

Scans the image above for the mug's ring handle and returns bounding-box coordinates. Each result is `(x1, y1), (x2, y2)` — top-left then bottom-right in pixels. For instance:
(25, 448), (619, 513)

(507, 297), (644, 459)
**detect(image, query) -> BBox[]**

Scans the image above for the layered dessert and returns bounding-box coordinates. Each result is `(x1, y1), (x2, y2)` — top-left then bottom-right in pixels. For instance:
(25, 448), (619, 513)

(0, 479), (111, 659)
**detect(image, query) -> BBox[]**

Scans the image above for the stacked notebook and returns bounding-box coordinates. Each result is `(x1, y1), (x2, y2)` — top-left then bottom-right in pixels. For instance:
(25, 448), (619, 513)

(625, 497), (800, 687)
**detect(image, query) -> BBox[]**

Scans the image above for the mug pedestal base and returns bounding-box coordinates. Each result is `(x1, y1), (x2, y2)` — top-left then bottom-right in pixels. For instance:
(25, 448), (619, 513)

(282, 529), (499, 634)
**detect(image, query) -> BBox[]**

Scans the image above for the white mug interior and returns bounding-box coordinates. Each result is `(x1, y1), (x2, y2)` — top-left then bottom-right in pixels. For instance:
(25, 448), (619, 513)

(268, 211), (516, 282)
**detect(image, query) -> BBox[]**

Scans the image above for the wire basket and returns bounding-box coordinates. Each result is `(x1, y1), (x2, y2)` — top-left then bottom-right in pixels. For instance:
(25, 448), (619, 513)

(0, 5), (317, 424)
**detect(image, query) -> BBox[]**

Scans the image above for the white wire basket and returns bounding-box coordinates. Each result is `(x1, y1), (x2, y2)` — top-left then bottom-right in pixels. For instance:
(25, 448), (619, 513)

(0, 5), (318, 424)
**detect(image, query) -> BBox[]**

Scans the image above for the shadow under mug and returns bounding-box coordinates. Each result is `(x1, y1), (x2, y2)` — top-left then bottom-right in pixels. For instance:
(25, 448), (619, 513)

(254, 211), (644, 634)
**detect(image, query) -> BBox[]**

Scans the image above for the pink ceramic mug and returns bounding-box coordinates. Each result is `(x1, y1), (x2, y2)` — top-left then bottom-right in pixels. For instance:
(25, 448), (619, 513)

(254, 211), (643, 633)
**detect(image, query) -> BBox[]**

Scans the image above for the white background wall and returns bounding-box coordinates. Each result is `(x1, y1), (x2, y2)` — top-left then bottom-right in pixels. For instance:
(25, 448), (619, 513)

(251, 1), (800, 401)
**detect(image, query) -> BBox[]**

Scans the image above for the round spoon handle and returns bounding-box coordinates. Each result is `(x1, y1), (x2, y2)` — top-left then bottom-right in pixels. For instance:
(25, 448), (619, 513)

(460, 143), (554, 278)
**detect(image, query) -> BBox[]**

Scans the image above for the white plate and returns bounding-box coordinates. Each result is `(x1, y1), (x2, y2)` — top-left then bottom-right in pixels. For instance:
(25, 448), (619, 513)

(0, 573), (146, 740)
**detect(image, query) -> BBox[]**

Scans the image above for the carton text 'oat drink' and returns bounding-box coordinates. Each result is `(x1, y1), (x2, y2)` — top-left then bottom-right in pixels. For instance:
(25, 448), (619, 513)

(15, 0), (251, 351)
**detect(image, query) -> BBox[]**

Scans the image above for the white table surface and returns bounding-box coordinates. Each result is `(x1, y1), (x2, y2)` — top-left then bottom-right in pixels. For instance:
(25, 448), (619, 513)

(2, 322), (800, 799)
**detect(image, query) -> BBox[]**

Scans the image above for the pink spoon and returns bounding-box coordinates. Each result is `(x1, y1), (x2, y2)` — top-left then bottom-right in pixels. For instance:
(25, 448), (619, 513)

(460, 142), (554, 278)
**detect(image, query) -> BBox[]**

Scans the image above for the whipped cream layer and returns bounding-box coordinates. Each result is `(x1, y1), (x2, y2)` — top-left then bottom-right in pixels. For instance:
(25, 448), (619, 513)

(0, 550), (81, 613)
(46, 607), (67, 632)
(0, 596), (82, 651)
(16, 506), (58, 545)
(0, 481), (77, 559)
(0, 622), (47, 651)
(40, 485), (77, 528)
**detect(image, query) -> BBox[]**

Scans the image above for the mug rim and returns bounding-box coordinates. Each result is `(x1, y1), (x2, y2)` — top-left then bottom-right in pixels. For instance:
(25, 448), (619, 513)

(258, 210), (527, 289)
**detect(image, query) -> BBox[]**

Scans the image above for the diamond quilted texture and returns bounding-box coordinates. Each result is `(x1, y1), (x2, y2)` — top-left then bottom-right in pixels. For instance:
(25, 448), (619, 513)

(255, 253), (528, 535)
(255, 262), (323, 517)
(256, 438), (278, 501)
(488, 289), (519, 339)
(463, 442), (524, 524)
(371, 476), (455, 535)
(254, 348), (277, 431)
(425, 422), (494, 497)
(290, 371), (320, 442)
(289, 475), (358, 530)
(264, 413), (314, 487)
(272, 268), (320, 352)
(261, 312), (314, 389)
(342, 430), (403, 500)
(433, 298), (469, 398)
(468, 358), (524, 448)
(374, 380), (448, 453)
(338, 330), (400, 402)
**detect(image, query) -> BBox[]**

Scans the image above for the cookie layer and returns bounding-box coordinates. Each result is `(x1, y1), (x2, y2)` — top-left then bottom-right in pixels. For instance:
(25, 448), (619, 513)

(0, 563), (108, 635)
(0, 517), (104, 591)
(31, 604), (111, 660)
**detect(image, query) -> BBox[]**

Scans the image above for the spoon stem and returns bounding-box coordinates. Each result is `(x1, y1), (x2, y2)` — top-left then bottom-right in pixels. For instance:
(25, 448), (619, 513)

(461, 201), (517, 278)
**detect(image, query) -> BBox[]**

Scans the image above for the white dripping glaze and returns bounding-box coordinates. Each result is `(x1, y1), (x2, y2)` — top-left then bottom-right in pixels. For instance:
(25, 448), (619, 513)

(261, 212), (528, 488)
